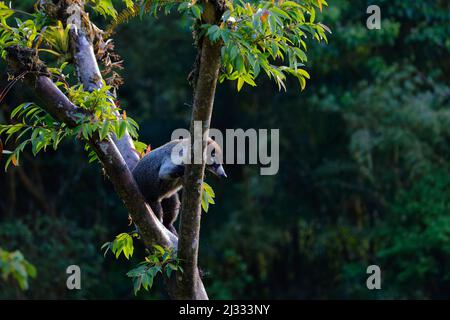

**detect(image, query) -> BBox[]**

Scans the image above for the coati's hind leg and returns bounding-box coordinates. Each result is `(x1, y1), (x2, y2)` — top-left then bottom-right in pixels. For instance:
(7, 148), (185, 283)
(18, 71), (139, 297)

(161, 193), (180, 236)
(149, 201), (163, 222)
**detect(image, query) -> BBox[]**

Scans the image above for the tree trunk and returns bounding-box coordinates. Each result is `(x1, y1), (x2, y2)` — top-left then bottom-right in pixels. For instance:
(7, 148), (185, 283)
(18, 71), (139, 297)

(177, 1), (224, 300)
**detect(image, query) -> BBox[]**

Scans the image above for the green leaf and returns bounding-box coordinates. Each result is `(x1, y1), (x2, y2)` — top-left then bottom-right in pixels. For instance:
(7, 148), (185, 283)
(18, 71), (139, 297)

(24, 262), (37, 278)
(202, 191), (210, 212)
(201, 182), (216, 212)
(100, 121), (110, 140)
(237, 77), (244, 92)
(297, 69), (310, 79)
(165, 266), (173, 278)
(101, 242), (111, 257)
(133, 276), (142, 295)
(123, 0), (134, 9)
(190, 5), (202, 19)
(153, 244), (165, 255)
(11, 102), (34, 119)
(203, 182), (215, 197)
(271, 6), (291, 20)
(117, 120), (127, 139)
(90, 0), (117, 18)
(217, 0), (328, 91)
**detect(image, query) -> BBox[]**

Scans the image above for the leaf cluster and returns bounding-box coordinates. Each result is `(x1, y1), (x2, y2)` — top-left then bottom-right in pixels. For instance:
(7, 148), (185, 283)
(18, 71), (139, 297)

(101, 231), (138, 259)
(208, 0), (329, 91)
(0, 102), (68, 170)
(201, 181), (216, 212)
(102, 232), (182, 295)
(0, 247), (37, 291)
(126, 245), (182, 295)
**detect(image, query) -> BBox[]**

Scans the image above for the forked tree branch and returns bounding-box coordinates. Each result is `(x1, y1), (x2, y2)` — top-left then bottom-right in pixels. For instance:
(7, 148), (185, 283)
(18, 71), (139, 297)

(6, 45), (177, 250)
(6, 0), (218, 300)
(54, 1), (209, 298)
(42, 0), (140, 170)
(6, 40), (209, 302)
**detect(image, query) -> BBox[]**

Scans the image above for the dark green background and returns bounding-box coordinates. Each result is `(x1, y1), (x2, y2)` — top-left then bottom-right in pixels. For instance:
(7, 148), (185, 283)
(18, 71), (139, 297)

(0, 0), (449, 299)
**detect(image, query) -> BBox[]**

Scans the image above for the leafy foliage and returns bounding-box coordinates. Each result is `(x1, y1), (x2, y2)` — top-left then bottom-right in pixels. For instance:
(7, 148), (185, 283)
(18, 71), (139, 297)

(101, 231), (138, 260)
(0, 2), (143, 169)
(99, 0), (329, 91)
(88, 0), (119, 18)
(0, 0), (329, 176)
(0, 82), (140, 170)
(211, 0), (329, 91)
(40, 20), (71, 62)
(376, 169), (450, 298)
(201, 181), (215, 212)
(65, 82), (139, 141)
(0, 248), (36, 290)
(0, 102), (68, 170)
(0, 216), (110, 299)
(102, 231), (183, 295)
(126, 245), (182, 295)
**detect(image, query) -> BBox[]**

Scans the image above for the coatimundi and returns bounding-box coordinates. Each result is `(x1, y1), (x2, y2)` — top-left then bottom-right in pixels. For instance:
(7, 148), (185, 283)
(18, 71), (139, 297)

(132, 138), (226, 235)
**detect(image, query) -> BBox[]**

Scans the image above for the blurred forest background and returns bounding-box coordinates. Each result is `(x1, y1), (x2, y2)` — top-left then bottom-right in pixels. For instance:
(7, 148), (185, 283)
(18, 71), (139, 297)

(0, 0), (449, 299)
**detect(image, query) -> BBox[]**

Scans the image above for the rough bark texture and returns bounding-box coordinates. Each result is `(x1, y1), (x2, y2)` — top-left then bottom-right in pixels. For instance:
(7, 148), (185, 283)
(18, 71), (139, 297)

(177, 0), (224, 300)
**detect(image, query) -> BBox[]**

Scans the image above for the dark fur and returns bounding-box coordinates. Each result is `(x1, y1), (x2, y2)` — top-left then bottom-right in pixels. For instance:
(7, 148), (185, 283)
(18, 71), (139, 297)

(132, 138), (224, 235)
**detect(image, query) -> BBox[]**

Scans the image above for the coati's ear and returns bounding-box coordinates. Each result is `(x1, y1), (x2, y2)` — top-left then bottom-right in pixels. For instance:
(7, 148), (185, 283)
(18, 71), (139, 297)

(171, 140), (189, 165)
(179, 145), (190, 162)
(206, 138), (223, 165)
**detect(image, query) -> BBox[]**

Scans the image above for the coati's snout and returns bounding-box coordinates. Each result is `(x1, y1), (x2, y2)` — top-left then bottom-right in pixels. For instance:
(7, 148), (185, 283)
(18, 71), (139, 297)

(207, 163), (227, 178)
(132, 137), (227, 237)
(206, 138), (226, 178)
